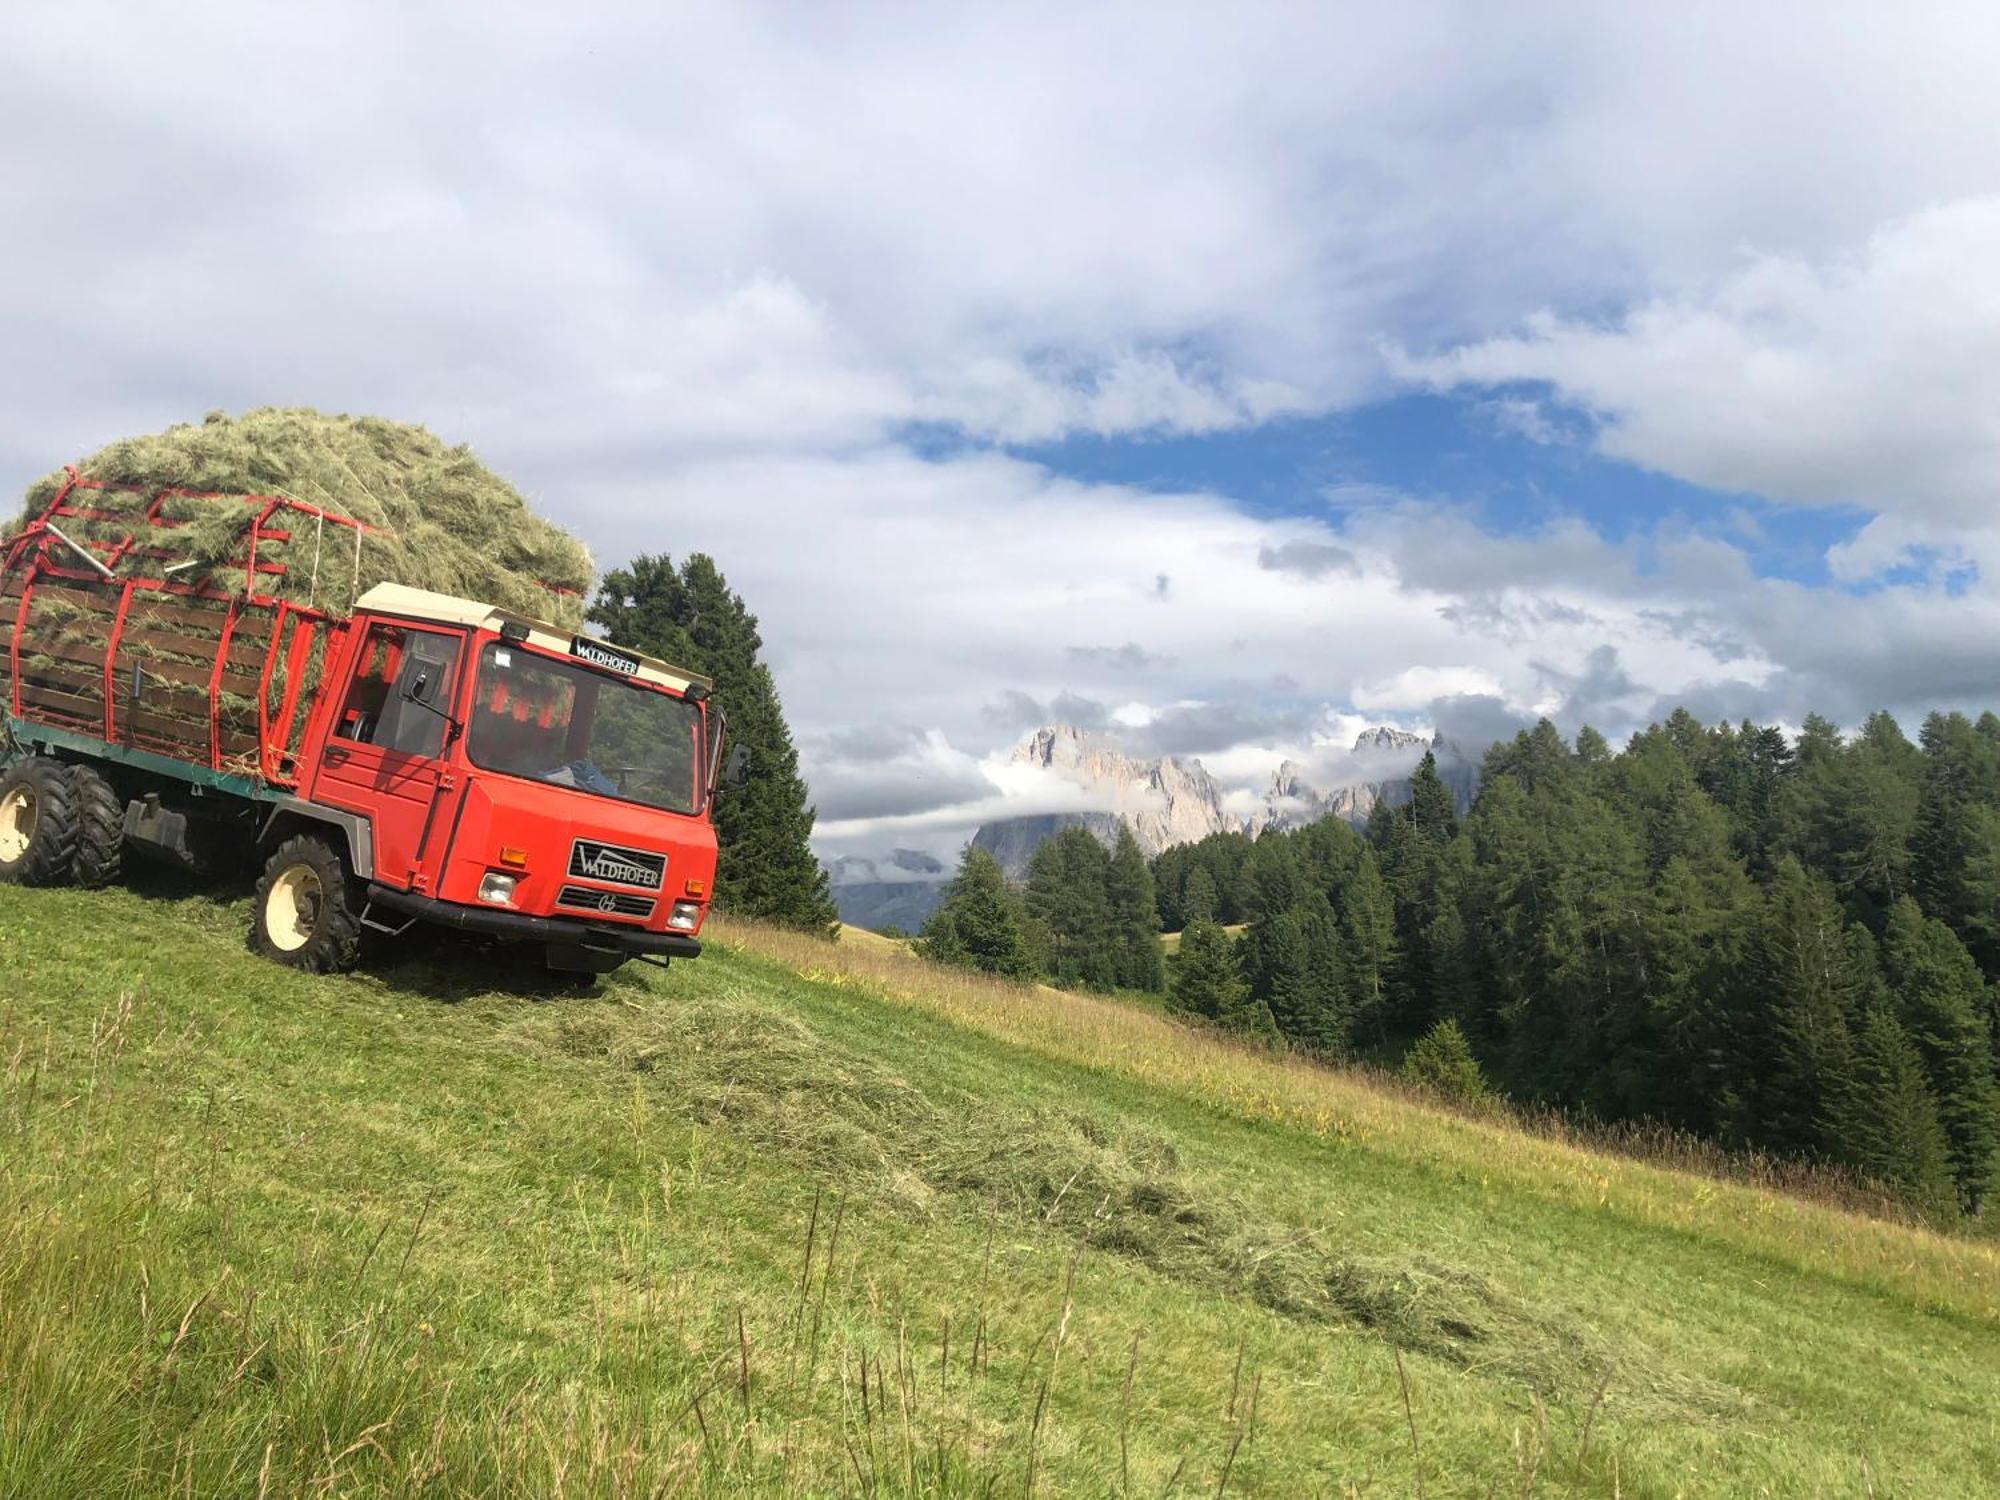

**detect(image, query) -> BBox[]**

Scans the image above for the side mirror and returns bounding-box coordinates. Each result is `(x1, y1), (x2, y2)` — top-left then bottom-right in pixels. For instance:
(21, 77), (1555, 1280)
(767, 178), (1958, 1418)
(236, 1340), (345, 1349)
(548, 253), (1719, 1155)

(723, 743), (751, 789)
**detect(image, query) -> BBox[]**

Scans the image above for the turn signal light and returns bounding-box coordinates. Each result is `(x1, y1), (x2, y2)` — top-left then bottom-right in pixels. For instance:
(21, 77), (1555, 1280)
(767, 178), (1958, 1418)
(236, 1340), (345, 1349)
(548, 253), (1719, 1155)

(683, 878), (707, 897)
(498, 847), (529, 869)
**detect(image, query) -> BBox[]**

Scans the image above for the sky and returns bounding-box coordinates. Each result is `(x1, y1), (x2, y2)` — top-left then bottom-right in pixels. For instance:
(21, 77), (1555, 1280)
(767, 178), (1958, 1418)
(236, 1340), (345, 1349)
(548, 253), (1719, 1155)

(6, 2), (2000, 864)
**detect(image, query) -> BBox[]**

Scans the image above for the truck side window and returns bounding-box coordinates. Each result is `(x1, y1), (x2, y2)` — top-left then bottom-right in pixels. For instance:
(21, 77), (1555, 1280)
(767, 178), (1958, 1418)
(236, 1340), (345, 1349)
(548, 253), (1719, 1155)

(333, 626), (402, 744)
(334, 625), (462, 760)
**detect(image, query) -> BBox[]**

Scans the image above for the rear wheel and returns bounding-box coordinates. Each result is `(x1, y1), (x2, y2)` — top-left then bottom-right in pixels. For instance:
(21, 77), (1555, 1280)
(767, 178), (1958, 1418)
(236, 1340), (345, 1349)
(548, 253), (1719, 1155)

(0, 757), (80, 887)
(252, 834), (362, 973)
(69, 764), (126, 888)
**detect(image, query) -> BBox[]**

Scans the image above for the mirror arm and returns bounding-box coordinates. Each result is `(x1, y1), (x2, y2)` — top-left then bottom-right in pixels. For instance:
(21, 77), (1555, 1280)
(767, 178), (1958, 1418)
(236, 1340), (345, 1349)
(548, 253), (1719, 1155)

(401, 689), (463, 742)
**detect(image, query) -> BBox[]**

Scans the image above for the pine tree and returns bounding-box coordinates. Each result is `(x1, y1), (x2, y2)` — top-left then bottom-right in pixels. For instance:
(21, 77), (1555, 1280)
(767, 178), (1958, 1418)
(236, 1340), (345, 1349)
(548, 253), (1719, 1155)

(1913, 711), (1991, 940)
(1025, 826), (1116, 990)
(1830, 1010), (1956, 1217)
(1180, 865), (1219, 926)
(1753, 860), (1861, 1158)
(1241, 834), (1306, 923)
(1400, 1019), (1490, 1106)
(1481, 719), (1572, 793)
(1106, 824), (1164, 991)
(1954, 803), (2000, 983)
(1221, 991), (1285, 1047)
(1407, 750), (1459, 843)
(1882, 897), (2000, 1214)
(1341, 848), (1400, 1039)
(1633, 853), (1747, 1132)
(917, 847), (1037, 978)
(1245, 893), (1351, 1052)
(1171, 917), (1247, 1021)
(589, 553), (837, 934)
(1829, 714), (1923, 919)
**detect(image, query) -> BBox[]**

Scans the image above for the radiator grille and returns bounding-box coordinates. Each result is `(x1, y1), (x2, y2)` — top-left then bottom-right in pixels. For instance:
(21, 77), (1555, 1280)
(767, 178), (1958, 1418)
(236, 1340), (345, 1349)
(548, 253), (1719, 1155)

(555, 885), (656, 920)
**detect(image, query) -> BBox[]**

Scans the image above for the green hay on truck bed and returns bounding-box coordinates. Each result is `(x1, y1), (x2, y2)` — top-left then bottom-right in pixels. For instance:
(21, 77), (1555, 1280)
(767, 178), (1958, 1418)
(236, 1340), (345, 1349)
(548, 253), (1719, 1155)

(12, 407), (594, 628)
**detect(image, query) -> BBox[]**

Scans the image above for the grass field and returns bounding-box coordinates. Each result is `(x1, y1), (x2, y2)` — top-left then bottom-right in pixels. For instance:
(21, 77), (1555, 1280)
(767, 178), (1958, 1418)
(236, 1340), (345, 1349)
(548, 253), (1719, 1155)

(4, 881), (1998, 1497)
(1156, 924), (1245, 956)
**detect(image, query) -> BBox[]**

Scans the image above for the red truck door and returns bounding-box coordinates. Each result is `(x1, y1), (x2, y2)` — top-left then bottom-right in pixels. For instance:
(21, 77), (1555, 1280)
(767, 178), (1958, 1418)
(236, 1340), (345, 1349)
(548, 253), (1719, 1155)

(307, 619), (467, 890)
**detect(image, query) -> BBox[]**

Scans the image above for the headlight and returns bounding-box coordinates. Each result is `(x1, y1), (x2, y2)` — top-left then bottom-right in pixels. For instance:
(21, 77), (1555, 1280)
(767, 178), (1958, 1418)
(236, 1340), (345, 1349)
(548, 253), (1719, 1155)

(668, 900), (701, 931)
(478, 872), (519, 906)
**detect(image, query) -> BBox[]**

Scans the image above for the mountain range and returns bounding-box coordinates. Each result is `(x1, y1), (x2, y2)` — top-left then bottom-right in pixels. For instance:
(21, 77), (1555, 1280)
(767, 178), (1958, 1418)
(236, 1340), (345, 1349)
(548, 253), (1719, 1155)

(827, 723), (1475, 930)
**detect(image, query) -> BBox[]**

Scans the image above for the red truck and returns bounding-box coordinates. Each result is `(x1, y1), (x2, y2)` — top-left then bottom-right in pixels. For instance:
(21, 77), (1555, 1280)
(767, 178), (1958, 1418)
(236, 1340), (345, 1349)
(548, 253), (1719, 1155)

(0, 470), (735, 975)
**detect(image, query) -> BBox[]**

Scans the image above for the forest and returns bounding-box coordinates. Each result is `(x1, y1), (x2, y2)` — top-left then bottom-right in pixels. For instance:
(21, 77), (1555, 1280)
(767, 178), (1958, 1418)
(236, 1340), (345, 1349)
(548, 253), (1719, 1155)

(920, 709), (2000, 1222)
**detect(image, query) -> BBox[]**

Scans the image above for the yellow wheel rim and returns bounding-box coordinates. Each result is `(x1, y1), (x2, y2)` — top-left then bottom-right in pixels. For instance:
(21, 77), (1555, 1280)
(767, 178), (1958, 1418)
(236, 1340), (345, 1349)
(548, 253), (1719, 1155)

(265, 864), (324, 953)
(0, 785), (35, 865)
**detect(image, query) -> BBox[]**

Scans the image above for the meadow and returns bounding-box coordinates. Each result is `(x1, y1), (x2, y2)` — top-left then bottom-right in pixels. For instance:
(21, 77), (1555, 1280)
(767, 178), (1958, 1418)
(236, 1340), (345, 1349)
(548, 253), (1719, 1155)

(3, 882), (1996, 1497)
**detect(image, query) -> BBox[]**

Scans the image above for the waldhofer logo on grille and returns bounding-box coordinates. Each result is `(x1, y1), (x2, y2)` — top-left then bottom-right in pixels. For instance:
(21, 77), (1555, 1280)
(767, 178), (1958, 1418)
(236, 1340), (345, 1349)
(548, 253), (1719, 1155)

(568, 840), (666, 890)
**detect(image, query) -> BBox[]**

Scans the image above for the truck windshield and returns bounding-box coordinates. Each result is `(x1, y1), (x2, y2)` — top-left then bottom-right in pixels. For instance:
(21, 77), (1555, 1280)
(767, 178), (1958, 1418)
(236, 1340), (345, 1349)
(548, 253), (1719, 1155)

(467, 642), (704, 815)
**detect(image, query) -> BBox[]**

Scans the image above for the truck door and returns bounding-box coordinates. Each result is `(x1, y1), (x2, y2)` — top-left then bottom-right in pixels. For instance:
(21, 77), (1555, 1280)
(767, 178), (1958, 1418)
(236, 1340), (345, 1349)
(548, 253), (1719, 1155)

(308, 620), (466, 890)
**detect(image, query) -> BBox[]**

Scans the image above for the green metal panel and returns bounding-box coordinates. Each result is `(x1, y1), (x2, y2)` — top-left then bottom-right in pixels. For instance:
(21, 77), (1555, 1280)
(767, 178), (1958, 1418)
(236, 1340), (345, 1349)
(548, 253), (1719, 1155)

(1, 714), (271, 803)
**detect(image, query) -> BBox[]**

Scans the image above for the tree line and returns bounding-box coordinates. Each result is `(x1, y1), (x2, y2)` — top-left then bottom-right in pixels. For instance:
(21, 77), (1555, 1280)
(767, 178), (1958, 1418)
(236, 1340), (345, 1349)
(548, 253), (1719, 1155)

(924, 709), (2000, 1222)
(917, 823), (1163, 991)
(575, 550), (1997, 1220)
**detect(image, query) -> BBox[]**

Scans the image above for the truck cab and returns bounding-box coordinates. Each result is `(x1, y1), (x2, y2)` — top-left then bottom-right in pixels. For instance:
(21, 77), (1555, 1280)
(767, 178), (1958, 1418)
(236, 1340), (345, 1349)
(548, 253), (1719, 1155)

(257, 584), (725, 974)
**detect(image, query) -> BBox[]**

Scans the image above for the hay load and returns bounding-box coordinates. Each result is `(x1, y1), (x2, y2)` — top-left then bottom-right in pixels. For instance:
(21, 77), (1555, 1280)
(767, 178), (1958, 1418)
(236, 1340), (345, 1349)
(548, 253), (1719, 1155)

(12, 406), (595, 628)
(2, 408), (597, 778)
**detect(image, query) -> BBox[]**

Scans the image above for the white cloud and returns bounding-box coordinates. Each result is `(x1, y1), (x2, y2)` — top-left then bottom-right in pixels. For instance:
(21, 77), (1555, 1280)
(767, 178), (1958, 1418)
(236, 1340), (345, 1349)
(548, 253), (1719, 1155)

(1353, 665), (1504, 713)
(6, 5), (2000, 861)
(564, 446), (1910, 858)
(1399, 199), (2000, 527)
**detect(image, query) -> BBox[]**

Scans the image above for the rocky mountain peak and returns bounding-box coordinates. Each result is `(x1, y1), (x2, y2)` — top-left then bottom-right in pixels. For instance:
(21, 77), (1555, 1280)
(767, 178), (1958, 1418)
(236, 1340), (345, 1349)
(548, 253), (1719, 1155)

(968, 724), (1235, 875)
(1353, 725), (1431, 754)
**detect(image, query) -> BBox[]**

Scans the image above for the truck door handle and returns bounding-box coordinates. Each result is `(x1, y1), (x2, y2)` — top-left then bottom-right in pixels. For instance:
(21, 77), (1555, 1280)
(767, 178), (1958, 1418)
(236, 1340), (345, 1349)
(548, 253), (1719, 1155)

(324, 746), (351, 766)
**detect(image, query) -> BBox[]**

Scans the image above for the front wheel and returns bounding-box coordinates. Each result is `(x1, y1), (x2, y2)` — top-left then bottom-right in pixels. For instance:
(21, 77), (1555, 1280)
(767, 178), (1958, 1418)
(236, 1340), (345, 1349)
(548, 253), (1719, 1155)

(251, 834), (362, 973)
(0, 757), (81, 887)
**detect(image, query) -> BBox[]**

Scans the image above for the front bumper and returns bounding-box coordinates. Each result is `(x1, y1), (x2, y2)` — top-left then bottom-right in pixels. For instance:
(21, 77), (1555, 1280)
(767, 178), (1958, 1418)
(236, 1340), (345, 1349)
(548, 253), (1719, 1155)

(365, 885), (703, 959)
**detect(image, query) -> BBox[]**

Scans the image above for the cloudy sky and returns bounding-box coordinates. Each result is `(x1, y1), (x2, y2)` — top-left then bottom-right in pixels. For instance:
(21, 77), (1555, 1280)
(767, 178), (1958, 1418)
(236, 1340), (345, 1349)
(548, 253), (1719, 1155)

(7, 3), (2000, 861)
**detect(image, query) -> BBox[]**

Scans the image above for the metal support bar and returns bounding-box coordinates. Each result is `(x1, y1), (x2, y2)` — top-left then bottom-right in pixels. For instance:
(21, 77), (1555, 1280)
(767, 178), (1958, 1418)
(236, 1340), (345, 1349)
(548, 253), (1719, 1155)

(43, 521), (115, 579)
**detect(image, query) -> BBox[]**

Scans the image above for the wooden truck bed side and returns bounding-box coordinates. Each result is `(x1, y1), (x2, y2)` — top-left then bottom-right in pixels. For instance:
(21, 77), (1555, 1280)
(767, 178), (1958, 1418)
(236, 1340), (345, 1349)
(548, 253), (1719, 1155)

(2, 470), (365, 788)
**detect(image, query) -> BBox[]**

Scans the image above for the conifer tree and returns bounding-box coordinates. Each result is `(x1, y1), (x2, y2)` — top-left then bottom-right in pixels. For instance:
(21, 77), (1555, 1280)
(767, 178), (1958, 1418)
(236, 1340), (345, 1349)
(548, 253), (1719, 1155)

(1245, 892), (1350, 1052)
(1636, 854), (1743, 1130)
(1400, 1018), (1490, 1105)
(1221, 990), (1286, 1047)
(917, 847), (1037, 978)
(1341, 848), (1400, 1038)
(1241, 834), (1307, 922)
(1180, 865), (1219, 926)
(1831, 1009), (1956, 1216)
(1407, 750), (1459, 842)
(1882, 897), (2000, 1214)
(1106, 824), (1164, 991)
(1954, 803), (2000, 983)
(1827, 714), (1923, 918)
(589, 553), (837, 933)
(1754, 860), (1861, 1157)
(1913, 711), (1991, 941)
(1170, 917), (1247, 1021)
(1025, 826), (1116, 990)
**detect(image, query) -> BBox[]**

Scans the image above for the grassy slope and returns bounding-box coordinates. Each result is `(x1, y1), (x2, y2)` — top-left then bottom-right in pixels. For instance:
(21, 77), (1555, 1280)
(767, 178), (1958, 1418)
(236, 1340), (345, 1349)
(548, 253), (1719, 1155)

(1156, 924), (1245, 957)
(3, 885), (1997, 1498)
